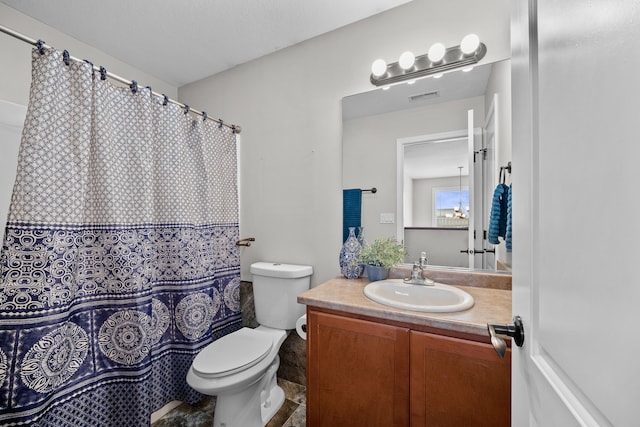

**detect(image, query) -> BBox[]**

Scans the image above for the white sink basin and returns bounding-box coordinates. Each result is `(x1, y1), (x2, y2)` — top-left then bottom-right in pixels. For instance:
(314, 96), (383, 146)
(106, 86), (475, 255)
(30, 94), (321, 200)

(363, 279), (474, 313)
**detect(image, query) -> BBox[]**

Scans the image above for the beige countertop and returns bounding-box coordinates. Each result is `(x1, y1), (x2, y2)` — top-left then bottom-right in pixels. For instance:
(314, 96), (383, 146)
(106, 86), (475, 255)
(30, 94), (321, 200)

(298, 275), (512, 338)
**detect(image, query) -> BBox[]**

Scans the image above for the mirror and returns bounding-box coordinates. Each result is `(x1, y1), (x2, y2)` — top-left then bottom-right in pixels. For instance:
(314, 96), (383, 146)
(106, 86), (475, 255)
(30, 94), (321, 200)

(342, 59), (511, 272)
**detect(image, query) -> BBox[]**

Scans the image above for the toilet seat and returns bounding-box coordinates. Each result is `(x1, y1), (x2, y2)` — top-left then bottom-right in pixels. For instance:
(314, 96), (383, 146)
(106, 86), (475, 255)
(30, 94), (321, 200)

(192, 328), (274, 378)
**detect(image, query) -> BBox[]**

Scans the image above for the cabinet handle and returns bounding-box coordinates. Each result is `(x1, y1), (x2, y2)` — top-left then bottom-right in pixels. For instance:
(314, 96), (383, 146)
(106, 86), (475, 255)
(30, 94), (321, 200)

(487, 316), (525, 358)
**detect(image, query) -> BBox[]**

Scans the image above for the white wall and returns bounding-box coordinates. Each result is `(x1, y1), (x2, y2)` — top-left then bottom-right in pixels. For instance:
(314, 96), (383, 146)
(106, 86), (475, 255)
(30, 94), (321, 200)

(179, 0), (510, 284)
(485, 59), (512, 172)
(0, 3), (177, 106)
(404, 228), (468, 267)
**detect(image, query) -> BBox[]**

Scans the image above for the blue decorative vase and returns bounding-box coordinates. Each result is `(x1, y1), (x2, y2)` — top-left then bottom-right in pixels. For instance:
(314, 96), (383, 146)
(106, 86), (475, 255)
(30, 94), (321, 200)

(339, 227), (363, 279)
(357, 226), (367, 247)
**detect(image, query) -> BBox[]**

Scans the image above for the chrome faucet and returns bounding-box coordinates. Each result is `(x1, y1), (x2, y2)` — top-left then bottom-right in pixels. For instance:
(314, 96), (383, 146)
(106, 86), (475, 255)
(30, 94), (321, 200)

(404, 252), (434, 285)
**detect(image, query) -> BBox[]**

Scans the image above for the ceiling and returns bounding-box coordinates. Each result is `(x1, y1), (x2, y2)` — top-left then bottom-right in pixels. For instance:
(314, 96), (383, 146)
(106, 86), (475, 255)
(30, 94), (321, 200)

(0, 0), (413, 87)
(404, 136), (468, 180)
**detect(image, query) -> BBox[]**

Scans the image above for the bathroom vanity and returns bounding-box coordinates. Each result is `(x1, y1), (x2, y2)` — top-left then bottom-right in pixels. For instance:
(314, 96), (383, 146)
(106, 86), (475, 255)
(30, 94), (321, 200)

(298, 271), (512, 427)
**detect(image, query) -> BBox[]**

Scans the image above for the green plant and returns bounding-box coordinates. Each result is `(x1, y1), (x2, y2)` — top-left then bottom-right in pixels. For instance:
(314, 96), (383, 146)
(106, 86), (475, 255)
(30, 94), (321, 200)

(355, 237), (405, 269)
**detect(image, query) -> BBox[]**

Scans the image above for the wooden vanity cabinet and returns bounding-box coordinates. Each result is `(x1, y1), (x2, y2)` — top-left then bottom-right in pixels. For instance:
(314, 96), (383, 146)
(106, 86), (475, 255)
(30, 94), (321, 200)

(306, 309), (410, 427)
(307, 307), (511, 427)
(410, 330), (511, 427)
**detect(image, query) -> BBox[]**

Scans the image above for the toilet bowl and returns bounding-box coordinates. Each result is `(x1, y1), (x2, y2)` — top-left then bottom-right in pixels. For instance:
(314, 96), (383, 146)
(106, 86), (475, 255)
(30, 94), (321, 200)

(186, 262), (312, 427)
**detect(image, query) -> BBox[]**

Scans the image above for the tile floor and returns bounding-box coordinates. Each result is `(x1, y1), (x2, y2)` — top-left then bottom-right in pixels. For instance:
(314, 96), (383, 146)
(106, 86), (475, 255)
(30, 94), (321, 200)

(151, 378), (306, 427)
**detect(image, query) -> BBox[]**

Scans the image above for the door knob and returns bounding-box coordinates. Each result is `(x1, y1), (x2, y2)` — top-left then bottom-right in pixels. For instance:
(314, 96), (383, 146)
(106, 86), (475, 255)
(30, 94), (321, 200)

(487, 316), (525, 358)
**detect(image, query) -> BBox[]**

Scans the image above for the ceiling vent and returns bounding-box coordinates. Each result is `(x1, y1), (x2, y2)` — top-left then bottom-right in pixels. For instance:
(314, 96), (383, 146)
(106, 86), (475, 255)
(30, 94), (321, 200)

(409, 90), (440, 102)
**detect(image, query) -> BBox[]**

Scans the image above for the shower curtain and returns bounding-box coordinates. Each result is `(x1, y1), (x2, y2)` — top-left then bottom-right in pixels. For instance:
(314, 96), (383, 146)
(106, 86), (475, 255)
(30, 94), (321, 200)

(0, 49), (242, 426)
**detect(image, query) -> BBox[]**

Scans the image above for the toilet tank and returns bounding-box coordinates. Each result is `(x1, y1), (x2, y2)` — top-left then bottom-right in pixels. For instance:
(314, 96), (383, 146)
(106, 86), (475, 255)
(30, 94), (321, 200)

(250, 262), (313, 330)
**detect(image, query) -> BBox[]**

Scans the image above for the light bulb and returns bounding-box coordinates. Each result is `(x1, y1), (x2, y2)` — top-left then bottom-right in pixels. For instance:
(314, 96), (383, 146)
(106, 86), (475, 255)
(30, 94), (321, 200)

(433, 73), (443, 79)
(428, 43), (446, 63)
(398, 51), (415, 70)
(407, 80), (416, 85)
(462, 66), (474, 72)
(461, 34), (480, 55)
(371, 59), (387, 77)
(382, 86), (391, 91)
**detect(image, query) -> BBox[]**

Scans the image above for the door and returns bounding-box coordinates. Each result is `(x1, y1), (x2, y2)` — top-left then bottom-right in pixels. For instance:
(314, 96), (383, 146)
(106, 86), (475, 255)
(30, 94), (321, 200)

(466, 110), (476, 269)
(467, 110), (487, 270)
(482, 95), (498, 270)
(512, 1), (640, 426)
(307, 309), (410, 427)
(410, 331), (510, 427)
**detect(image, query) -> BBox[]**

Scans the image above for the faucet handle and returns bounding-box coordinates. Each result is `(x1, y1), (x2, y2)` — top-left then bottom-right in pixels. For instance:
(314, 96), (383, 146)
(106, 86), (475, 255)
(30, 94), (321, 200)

(411, 262), (421, 279)
(419, 251), (428, 268)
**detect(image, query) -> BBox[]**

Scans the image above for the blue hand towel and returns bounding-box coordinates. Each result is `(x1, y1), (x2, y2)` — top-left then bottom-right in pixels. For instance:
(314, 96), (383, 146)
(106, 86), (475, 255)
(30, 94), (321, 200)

(488, 183), (509, 244)
(343, 189), (362, 243)
(506, 184), (512, 252)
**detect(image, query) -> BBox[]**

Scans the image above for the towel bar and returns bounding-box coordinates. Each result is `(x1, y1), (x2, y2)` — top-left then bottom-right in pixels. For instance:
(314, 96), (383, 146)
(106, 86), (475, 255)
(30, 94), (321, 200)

(236, 237), (255, 247)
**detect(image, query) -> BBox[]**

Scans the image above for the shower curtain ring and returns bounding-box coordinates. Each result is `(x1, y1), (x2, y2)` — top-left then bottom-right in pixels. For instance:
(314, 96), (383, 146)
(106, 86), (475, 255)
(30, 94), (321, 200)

(130, 80), (138, 93)
(162, 95), (169, 106)
(36, 39), (45, 55)
(63, 50), (70, 66)
(184, 105), (190, 114)
(83, 60), (95, 78)
(202, 112), (207, 121)
(99, 66), (107, 80)
(146, 86), (153, 97)
(218, 119), (224, 129)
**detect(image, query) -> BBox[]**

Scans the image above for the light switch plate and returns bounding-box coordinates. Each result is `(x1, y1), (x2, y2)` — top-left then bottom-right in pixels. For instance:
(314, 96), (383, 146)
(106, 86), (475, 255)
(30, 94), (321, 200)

(380, 213), (395, 224)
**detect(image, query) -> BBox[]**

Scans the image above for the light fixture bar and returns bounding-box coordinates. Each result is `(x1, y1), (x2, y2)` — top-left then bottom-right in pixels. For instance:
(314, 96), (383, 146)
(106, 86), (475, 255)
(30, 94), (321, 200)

(370, 43), (487, 86)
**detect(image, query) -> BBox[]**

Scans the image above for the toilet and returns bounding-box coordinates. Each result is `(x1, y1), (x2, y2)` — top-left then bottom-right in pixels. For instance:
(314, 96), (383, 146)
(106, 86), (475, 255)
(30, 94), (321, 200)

(186, 262), (312, 427)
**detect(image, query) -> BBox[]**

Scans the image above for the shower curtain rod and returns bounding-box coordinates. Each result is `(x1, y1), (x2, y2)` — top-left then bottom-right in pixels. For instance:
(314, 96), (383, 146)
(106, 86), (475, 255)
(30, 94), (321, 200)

(0, 23), (241, 134)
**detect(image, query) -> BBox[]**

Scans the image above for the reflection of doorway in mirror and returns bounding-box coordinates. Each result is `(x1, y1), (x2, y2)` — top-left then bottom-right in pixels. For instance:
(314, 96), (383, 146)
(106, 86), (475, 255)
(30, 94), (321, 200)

(397, 130), (473, 269)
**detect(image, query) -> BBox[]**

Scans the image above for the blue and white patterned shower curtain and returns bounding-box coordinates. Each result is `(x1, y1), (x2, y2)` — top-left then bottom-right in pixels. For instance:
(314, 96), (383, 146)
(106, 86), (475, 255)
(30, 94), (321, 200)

(0, 49), (242, 426)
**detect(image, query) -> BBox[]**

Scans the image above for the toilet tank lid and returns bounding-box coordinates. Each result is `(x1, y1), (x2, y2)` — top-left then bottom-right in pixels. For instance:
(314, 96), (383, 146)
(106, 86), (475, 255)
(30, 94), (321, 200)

(250, 262), (313, 278)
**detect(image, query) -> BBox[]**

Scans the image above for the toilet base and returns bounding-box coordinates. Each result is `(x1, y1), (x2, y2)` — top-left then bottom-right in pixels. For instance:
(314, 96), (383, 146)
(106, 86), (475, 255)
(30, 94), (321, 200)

(212, 355), (284, 427)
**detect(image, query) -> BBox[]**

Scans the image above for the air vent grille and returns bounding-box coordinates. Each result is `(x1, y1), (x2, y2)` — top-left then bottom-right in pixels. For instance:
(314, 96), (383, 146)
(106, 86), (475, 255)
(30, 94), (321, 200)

(409, 90), (439, 102)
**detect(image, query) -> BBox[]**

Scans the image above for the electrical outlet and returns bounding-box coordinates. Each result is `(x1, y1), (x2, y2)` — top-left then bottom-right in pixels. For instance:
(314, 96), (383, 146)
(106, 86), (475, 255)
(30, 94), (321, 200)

(380, 213), (395, 224)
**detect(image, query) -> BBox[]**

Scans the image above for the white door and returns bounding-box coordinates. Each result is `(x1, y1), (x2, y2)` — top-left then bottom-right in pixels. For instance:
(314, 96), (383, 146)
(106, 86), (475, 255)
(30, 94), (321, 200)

(512, 1), (640, 426)
(483, 95), (498, 270)
(467, 110), (476, 269)
(467, 110), (486, 270)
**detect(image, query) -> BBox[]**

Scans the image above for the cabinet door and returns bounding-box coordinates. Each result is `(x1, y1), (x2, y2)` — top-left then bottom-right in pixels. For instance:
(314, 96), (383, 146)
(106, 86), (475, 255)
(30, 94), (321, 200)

(307, 310), (410, 427)
(410, 331), (511, 427)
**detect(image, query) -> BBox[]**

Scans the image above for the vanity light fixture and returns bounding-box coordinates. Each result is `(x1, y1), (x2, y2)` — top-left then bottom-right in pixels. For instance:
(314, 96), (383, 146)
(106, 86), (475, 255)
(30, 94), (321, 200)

(369, 34), (486, 87)
(371, 58), (387, 77)
(398, 51), (416, 70)
(427, 43), (446, 63)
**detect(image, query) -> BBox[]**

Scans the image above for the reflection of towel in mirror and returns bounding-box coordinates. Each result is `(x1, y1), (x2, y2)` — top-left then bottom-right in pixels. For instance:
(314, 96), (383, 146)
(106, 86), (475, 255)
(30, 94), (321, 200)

(488, 183), (509, 244)
(506, 184), (512, 252)
(343, 189), (362, 243)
